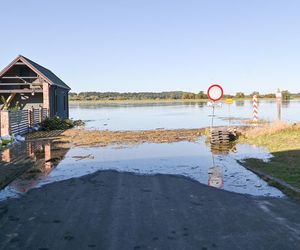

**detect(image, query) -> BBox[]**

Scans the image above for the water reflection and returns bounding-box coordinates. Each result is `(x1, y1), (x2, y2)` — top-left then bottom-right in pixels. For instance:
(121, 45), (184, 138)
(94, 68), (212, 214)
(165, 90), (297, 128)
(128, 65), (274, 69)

(0, 138), (284, 200)
(208, 166), (224, 189)
(207, 143), (237, 189)
(235, 100), (245, 107)
(210, 143), (237, 155)
(282, 100), (290, 108)
(0, 140), (70, 193)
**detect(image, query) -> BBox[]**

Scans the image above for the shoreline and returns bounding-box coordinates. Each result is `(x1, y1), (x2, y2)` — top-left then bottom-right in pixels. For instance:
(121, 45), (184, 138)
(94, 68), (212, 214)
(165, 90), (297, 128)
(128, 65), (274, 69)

(68, 97), (297, 104)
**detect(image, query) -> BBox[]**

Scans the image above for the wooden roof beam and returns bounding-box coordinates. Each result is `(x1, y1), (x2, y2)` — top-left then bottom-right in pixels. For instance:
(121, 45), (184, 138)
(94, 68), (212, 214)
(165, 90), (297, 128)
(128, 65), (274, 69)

(1, 77), (38, 79)
(0, 89), (43, 93)
(0, 83), (30, 85)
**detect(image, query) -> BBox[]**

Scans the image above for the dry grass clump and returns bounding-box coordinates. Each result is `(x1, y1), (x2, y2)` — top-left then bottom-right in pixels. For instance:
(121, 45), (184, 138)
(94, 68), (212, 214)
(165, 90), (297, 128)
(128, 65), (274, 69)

(244, 121), (292, 137)
(240, 121), (300, 152)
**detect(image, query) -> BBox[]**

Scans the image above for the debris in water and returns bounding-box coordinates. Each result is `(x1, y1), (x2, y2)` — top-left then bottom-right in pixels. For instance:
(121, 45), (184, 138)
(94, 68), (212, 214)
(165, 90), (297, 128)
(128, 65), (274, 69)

(72, 154), (95, 161)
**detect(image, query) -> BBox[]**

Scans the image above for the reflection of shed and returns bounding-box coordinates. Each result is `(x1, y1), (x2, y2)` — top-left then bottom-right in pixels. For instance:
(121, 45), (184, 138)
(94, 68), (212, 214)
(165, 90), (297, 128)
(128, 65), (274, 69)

(1, 141), (70, 193)
(0, 55), (71, 135)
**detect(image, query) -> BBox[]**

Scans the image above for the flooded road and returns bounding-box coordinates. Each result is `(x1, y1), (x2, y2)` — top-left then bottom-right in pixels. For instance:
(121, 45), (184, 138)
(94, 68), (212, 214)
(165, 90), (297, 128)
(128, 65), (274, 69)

(0, 137), (283, 200)
(70, 100), (298, 130)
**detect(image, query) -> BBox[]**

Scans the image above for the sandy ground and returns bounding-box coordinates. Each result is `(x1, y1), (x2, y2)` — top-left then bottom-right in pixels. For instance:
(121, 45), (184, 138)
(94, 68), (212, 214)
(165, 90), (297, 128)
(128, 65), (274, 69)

(0, 170), (300, 250)
(25, 126), (252, 148)
(34, 127), (246, 147)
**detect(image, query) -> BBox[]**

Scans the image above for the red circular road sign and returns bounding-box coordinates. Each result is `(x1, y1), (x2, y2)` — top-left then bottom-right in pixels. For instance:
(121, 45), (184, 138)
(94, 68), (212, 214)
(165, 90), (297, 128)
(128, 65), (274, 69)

(207, 84), (224, 101)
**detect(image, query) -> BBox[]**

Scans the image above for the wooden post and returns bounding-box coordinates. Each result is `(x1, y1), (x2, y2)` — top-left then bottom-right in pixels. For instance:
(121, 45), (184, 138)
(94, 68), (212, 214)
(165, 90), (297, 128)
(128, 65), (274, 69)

(43, 82), (50, 115)
(0, 110), (10, 136)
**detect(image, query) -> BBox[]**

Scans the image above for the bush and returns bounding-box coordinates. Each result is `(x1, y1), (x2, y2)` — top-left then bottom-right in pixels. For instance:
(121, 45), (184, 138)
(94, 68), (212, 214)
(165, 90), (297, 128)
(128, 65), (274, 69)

(39, 117), (85, 131)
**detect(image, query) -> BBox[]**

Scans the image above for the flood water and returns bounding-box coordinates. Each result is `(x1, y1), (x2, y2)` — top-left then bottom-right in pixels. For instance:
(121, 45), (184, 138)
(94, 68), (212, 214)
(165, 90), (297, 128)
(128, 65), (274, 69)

(70, 100), (298, 130)
(0, 138), (283, 200)
(0, 100), (292, 201)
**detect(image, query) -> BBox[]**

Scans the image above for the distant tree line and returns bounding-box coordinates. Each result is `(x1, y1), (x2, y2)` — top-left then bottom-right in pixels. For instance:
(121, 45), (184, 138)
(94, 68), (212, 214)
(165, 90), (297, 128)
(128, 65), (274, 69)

(234, 90), (293, 100)
(69, 90), (297, 101)
(69, 91), (209, 101)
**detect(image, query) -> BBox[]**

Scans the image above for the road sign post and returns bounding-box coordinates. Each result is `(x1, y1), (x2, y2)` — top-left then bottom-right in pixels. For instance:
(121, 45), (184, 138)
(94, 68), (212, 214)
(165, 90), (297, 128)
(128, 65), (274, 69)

(226, 98), (233, 126)
(207, 84), (224, 129)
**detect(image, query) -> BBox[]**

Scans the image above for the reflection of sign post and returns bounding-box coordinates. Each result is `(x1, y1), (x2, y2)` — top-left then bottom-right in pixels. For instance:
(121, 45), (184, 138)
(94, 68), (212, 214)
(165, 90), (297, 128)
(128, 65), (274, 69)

(208, 166), (224, 189)
(207, 84), (224, 128)
(276, 90), (282, 121)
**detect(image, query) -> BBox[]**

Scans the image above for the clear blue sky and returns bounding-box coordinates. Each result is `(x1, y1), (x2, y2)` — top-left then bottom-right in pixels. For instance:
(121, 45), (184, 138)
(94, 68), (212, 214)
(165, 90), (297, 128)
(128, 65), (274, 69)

(1, 0), (300, 94)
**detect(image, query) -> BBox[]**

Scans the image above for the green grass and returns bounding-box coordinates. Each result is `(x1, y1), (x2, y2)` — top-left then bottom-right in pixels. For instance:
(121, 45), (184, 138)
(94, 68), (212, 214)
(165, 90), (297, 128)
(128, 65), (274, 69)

(244, 153), (300, 189)
(240, 123), (300, 193)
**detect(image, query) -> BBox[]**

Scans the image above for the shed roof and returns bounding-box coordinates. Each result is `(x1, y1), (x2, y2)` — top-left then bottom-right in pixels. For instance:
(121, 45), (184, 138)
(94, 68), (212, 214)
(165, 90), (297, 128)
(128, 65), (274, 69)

(0, 55), (71, 90)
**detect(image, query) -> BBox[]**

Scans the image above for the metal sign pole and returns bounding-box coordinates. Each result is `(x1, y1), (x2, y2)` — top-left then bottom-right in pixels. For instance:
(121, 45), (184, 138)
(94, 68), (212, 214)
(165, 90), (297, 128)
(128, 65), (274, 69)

(211, 103), (215, 129)
(228, 104), (230, 126)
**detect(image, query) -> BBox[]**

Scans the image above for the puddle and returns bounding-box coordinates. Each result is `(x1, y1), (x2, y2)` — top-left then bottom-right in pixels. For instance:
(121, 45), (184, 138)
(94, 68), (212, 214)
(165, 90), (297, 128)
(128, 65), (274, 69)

(0, 137), (283, 200)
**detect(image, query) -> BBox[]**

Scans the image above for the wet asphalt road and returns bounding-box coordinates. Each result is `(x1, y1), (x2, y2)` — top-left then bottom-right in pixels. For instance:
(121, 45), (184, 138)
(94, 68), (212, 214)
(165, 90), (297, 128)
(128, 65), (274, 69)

(0, 170), (300, 250)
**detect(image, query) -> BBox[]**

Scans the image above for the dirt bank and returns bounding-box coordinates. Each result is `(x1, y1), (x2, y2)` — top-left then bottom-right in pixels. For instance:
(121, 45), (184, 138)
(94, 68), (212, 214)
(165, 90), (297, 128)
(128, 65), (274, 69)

(57, 128), (206, 147)
(26, 127), (248, 147)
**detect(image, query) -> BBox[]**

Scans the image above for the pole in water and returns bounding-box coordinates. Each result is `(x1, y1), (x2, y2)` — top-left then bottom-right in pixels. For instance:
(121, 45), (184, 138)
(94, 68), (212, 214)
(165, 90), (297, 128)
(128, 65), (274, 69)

(226, 98), (233, 126)
(252, 95), (258, 123)
(276, 89), (282, 121)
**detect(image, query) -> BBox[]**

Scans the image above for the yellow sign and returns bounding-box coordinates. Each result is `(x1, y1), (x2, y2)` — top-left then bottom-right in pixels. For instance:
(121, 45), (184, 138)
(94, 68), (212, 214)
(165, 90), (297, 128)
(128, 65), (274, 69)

(226, 98), (233, 105)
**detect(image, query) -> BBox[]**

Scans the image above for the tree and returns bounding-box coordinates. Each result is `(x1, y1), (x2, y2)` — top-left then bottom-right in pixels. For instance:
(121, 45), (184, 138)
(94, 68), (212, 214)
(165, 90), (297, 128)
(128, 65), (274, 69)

(251, 91), (260, 97)
(182, 93), (196, 99)
(235, 92), (245, 98)
(263, 93), (275, 98)
(197, 91), (207, 99)
(281, 90), (291, 100)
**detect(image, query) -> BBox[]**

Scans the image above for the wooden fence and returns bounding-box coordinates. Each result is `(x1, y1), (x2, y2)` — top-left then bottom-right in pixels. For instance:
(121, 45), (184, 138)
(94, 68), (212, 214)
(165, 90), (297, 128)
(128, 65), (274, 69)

(9, 110), (29, 135)
(0, 108), (48, 136)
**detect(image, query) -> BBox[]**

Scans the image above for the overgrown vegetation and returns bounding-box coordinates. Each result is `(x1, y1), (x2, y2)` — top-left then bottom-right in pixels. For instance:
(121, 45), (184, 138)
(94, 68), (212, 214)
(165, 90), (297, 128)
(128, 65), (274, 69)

(240, 122), (300, 191)
(0, 96), (20, 110)
(39, 117), (85, 131)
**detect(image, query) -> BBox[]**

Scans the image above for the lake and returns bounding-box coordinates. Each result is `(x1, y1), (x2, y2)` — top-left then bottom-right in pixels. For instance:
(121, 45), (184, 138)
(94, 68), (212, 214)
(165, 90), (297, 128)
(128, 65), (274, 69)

(69, 100), (298, 130)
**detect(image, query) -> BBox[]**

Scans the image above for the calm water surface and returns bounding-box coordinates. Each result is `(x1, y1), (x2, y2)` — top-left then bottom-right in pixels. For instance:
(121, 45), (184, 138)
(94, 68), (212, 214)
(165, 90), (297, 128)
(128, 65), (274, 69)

(0, 138), (283, 200)
(0, 100), (292, 201)
(69, 100), (298, 130)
